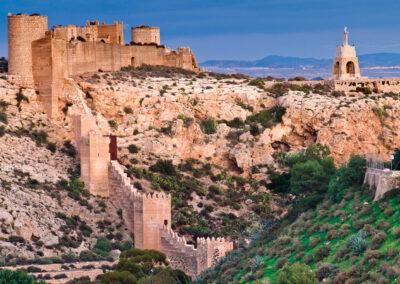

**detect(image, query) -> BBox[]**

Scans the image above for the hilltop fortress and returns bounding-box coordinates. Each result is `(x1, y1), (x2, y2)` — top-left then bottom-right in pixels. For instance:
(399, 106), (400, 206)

(7, 13), (199, 117)
(6, 13), (231, 278)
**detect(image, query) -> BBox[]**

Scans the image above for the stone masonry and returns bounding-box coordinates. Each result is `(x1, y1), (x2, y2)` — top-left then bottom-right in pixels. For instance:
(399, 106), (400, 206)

(364, 168), (400, 201)
(7, 13), (199, 118)
(73, 114), (233, 277)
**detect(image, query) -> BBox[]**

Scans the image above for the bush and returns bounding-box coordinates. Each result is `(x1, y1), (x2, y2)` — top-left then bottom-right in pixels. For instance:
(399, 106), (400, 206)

(124, 106), (133, 114)
(61, 140), (77, 157)
(93, 237), (112, 257)
(246, 105), (286, 128)
(31, 130), (48, 145)
(200, 117), (217, 134)
(348, 231), (368, 255)
(128, 144), (140, 154)
(276, 263), (318, 284)
(328, 155), (366, 202)
(0, 269), (43, 284)
(248, 78), (265, 89)
(108, 120), (118, 129)
(46, 142), (57, 153)
(0, 111), (7, 124)
(101, 271), (137, 284)
(149, 160), (178, 176)
(0, 126), (5, 137)
(226, 117), (245, 128)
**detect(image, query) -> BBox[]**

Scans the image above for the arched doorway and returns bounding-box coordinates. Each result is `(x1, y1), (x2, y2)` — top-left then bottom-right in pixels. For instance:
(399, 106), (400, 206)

(333, 62), (340, 76)
(346, 61), (355, 76)
(131, 57), (135, 67)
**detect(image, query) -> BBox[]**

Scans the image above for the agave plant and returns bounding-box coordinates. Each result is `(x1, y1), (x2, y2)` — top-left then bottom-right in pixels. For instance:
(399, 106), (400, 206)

(347, 231), (368, 255)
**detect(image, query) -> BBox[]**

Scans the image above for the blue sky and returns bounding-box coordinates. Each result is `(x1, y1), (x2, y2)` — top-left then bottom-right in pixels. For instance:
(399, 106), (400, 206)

(1, 0), (400, 61)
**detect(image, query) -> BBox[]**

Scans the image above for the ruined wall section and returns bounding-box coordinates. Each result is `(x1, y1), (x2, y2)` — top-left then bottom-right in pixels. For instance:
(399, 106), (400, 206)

(8, 14), (48, 79)
(131, 26), (160, 45)
(364, 168), (400, 201)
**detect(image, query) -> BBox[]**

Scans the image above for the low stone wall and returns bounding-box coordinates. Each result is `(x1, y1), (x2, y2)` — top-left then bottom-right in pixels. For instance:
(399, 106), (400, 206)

(334, 78), (400, 93)
(364, 168), (400, 201)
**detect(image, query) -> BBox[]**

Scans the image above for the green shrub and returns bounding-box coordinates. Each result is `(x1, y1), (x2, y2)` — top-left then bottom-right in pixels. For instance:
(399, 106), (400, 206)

(200, 117), (217, 134)
(248, 78), (265, 90)
(149, 160), (178, 176)
(46, 142), (57, 153)
(62, 102), (73, 115)
(0, 111), (7, 124)
(108, 120), (118, 129)
(246, 105), (286, 128)
(0, 269), (43, 284)
(101, 271), (137, 284)
(276, 263), (318, 284)
(226, 117), (245, 128)
(16, 88), (29, 111)
(348, 231), (368, 255)
(124, 106), (133, 114)
(31, 130), (48, 145)
(93, 237), (112, 257)
(0, 126), (5, 137)
(328, 155), (366, 202)
(61, 140), (77, 157)
(128, 144), (140, 154)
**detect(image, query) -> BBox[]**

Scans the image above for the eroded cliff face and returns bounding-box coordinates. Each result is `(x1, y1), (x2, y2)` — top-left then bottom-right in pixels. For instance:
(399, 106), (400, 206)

(75, 72), (400, 178)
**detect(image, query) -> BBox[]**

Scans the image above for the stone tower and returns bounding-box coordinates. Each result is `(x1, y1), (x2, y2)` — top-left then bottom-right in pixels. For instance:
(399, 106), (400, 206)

(332, 27), (362, 80)
(131, 26), (161, 45)
(8, 13), (48, 80)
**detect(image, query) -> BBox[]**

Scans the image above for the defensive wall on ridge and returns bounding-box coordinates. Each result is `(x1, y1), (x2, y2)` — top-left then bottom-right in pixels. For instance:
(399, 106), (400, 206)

(7, 13), (199, 118)
(72, 114), (233, 277)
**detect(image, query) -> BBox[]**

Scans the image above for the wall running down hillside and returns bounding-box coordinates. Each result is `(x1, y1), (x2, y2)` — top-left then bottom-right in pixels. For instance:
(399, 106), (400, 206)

(73, 114), (233, 277)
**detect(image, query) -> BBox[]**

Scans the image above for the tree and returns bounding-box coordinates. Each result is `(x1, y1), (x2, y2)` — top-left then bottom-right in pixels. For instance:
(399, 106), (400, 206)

(101, 271), (137, 284)
(328, 155), (366, 202)
(290, 159), (332, 195)
(0, 270), (44, 284)
(276, 263), (318, 284)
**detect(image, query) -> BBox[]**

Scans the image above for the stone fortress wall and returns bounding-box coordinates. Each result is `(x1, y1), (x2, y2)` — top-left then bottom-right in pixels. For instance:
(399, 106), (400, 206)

(364, 168), (400, 201)
(131, 25), (161, 45)
(73, 114), (233, 277)
(7, 13), (48, 81)
(7, 13), (199, 118)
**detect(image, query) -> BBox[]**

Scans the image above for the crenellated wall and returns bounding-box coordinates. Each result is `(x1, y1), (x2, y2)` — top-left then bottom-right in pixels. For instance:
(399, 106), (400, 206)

(364, 168), (400, 201)
(8, 14), (199, 118)
(108, 160), (233, 277)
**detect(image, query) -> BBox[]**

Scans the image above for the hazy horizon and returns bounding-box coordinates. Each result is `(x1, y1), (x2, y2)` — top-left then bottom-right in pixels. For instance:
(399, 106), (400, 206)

(2, 0), (400, 61)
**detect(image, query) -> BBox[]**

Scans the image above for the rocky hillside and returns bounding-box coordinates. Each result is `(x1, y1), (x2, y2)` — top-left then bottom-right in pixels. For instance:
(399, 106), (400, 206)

(196, 168), (400, 284)
(0, 77), (130, 265)
(75, 67), (399, 178)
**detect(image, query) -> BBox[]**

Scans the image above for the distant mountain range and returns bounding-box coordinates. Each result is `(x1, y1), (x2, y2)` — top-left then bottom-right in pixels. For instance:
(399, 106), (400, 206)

(202, 53), (400, 68)
(201, 53), (400, 78)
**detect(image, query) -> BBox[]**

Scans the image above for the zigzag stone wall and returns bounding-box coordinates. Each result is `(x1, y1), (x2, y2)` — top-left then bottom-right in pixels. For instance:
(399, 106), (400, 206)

(108, 161), (233, 277)
(364, 168), (400, 201)
(72, 114), (233, 277)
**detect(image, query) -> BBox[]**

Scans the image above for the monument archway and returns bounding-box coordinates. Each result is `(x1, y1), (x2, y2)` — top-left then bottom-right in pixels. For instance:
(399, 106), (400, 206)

(346, 61), (355, 76)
